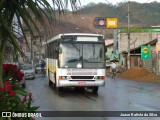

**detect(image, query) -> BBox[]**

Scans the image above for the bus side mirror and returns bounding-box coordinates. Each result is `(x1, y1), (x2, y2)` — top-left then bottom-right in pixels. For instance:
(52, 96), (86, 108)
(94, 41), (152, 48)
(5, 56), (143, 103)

(59, 47), (62, 53)
(56, 46), (62, 53)
(55, 47), (58, 52)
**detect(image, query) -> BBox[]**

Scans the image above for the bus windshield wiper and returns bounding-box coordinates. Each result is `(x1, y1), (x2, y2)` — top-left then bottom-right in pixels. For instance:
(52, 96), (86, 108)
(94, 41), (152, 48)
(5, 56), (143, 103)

(71, 43), (80, 52)
(83, 58), (101, 63)
(67, 59), (79, 63)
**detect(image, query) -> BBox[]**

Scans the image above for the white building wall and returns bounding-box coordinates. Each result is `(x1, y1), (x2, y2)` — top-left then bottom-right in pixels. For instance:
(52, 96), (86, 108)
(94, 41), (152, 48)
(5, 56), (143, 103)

(118, 32), (159, 53)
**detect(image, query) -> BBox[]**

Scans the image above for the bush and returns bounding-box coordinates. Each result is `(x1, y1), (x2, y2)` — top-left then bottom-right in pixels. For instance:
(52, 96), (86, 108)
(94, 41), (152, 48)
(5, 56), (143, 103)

(0, 64), (39, 120)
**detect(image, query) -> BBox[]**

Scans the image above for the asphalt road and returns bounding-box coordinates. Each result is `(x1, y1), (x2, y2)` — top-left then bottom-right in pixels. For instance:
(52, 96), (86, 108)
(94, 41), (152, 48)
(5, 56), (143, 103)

(24, 74), (160, 120)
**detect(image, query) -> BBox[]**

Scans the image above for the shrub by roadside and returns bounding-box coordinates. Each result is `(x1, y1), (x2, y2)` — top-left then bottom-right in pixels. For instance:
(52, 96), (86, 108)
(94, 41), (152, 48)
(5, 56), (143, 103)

(0, 64), (39, 120)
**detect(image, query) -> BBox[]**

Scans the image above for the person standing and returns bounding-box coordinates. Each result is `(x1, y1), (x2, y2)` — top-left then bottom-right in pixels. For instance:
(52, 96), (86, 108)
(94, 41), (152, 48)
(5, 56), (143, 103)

(110, 61), (117, 79)
(41, 60), (46, 74)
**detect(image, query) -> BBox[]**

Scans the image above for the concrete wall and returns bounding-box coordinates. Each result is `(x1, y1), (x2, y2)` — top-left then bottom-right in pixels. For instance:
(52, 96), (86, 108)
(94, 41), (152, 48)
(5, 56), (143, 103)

(118, 32), (159, 52)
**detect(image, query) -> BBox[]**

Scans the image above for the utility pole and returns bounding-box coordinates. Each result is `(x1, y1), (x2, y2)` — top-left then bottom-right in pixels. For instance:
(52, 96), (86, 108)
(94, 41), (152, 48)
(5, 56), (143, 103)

(127, 1), (131, 69)
(113, 29), (117, 55)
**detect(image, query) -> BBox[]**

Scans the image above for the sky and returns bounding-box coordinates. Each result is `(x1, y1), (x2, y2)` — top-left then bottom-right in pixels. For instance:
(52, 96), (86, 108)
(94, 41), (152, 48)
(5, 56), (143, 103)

(48, 0), (160, 7)
(79, 0), (160, 5)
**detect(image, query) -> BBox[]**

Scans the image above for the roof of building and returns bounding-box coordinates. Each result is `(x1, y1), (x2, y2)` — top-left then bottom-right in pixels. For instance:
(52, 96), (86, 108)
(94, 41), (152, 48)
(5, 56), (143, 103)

(123, 38), (157, 54)
(105, 39), (113, 46)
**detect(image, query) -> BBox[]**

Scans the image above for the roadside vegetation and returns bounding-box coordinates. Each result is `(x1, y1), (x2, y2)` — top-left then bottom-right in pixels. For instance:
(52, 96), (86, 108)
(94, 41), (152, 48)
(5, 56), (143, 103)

(80, 1), (160, 26)
(0, 0), (80, 118)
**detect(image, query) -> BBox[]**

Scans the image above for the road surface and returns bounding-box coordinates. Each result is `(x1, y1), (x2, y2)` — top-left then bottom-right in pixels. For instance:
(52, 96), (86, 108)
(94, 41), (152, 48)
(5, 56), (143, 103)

(25, 74), (160, 120)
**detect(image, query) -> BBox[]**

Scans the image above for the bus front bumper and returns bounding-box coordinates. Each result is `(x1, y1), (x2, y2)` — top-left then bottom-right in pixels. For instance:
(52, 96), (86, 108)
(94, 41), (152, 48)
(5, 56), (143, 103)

(57, 80), (105, 87)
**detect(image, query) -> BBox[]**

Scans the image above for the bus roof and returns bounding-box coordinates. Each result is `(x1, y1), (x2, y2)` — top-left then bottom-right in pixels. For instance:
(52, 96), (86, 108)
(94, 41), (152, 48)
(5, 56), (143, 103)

(47, 33), (104, 44)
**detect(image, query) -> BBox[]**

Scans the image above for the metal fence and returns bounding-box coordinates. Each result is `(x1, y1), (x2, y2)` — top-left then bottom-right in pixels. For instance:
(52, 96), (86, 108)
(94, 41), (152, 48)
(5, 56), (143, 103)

(143, 52), (160, 75)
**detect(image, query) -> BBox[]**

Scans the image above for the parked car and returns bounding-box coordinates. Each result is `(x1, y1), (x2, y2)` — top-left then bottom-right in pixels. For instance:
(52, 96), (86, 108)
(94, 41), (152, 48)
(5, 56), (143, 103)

(35, 63), (43, 74)
(4, 63), (26, 88)
(21, 64), (35, 80)
(19, 74), (26, 88)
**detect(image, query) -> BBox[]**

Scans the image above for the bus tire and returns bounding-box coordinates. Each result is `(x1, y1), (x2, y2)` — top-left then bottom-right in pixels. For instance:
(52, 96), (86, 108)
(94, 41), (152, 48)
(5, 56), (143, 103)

(92, 86), (98, 94)
(49, 80), (53, 87)
(56, 87), (63, 93)
(48, 70), (53, 87)
(53, 74), (57, 88)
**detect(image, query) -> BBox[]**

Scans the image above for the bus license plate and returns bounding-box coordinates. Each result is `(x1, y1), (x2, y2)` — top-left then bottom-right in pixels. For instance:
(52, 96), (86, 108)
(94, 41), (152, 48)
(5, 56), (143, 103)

(78, 81), (86, 85)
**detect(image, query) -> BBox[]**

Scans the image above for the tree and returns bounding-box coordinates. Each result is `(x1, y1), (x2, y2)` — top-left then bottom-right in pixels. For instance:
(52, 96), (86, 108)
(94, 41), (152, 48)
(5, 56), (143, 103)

(0, 0), (80, 87)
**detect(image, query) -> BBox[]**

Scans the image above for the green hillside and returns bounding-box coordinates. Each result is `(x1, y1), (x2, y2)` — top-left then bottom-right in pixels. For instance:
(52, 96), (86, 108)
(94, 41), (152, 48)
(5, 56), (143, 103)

(79, 1), (160, 26)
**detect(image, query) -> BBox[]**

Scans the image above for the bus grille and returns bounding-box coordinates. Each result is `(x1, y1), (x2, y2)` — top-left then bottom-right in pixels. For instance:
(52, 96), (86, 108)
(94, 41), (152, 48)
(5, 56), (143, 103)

(71, 76), (94, 79)
(67, 69), (97, 75)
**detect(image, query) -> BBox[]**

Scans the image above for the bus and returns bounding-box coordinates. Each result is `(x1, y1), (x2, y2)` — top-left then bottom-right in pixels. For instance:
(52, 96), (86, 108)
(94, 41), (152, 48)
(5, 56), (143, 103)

(45, 33), (106, 93)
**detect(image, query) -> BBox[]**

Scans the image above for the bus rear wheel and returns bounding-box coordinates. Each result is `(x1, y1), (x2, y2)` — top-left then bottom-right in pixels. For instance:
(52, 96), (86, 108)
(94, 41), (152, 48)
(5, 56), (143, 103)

(48, 70), (53, 87)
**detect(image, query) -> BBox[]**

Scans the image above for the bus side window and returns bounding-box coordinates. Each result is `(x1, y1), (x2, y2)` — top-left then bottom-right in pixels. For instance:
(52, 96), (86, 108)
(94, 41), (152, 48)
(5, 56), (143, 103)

(48, 44), (51, 58)
(52, 42), (56, 59)
(99, 48), (102, 58)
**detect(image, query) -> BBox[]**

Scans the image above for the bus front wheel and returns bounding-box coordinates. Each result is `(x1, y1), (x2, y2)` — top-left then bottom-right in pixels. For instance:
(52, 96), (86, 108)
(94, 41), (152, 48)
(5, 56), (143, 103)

(49, 80), (53, 87)
(92, 86), (98, 94)
(56, 87), (63, 93)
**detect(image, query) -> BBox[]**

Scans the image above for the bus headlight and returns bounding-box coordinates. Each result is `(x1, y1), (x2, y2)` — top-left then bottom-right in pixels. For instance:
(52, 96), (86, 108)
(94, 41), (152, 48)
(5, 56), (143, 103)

(58, 76), (62, 80)
(99, 76), (106, 80)
(94, 76), (106, 80)
(59, 76), (71, 80)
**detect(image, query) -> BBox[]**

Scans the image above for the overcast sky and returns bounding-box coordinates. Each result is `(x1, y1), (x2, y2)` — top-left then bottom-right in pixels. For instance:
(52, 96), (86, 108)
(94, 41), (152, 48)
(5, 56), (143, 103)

(79, 0), (160, 5)
(48, 0), (160, 7)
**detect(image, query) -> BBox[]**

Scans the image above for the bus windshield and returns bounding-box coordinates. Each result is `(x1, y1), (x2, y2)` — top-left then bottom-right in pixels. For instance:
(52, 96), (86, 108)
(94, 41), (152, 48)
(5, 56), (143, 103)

(59, 43), (104, 68)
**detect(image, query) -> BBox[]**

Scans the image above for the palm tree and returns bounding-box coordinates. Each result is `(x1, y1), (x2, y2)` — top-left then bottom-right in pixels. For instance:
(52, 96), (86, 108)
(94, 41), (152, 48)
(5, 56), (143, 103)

(0, 0), (81, 87)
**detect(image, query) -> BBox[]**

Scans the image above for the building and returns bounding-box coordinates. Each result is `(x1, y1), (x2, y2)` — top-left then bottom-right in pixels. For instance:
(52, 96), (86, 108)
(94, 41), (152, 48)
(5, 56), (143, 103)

(105, 39), (113, 60)
(118, 28), (160, 75)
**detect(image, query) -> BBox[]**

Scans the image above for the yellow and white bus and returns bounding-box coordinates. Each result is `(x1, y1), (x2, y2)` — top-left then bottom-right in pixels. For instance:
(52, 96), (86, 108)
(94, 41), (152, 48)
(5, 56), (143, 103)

(45, 33), (106, 93)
